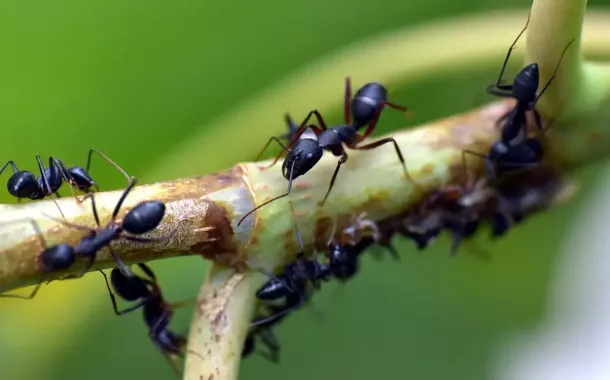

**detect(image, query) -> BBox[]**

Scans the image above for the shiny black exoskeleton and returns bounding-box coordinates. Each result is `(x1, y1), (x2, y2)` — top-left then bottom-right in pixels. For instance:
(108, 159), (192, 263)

(100, 264), (188, 375)
(0, 179), (171, 300)
(237, 78), (412, 227)
(0, 149), (130, 202)
(471, 13), (574, 178)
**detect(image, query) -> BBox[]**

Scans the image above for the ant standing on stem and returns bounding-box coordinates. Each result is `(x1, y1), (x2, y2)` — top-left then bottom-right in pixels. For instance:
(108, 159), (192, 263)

(463, 13), (575, 178)
(237, 77), (413, 227)
(99, 263), (195, 375)
(0, 178), (176, 300)
(0, 148), (131, 203)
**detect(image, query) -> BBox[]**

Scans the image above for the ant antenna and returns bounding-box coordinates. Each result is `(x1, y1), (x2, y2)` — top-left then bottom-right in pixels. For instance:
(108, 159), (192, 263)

(533, 38), (576, 104)
(255, 136), (291, 163)
(86, 148), (132, 184)
(237, 159), (297, 227)
(492, 11), (531, 89)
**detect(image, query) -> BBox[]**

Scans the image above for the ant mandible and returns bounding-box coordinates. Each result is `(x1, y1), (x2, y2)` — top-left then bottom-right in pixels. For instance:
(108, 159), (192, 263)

(0, 148), (130, 203)
(465, 13), (575, 178)
(0, 182), (174, 299)
(237, 78), (412, 226)
(99, 264), (195, 375)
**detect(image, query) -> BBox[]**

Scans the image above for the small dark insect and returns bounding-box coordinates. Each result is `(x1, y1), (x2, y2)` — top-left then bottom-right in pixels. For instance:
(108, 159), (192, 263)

(0, 149), (130, 203)
(464, 13), (575, 178)
(237, 78), (413, 226)
(0, 180), (176, 299)
(99, 264), (194, 375)
(252, 223), (328, 327)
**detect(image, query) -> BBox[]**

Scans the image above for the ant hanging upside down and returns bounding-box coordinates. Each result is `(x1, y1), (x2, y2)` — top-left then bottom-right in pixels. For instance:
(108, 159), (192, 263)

(99, 264), (197, 376)
(237, 77), (416, 226)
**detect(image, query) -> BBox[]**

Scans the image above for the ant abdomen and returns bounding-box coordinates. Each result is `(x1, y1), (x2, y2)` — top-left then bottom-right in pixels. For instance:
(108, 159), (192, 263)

(256, 277), (290, 300)
(513, 63), (539, 104)
(67, 166), (97, 192)
(40, 244), (76, 272)
(110, 268), (150, 301)
(7, 172), (38, 198)
(351, 82), (388, 129)
(122, 201), (166, 235)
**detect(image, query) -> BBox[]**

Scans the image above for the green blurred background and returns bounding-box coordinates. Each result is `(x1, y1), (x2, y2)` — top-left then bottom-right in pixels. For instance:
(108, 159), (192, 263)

(0, 1), (608, 379)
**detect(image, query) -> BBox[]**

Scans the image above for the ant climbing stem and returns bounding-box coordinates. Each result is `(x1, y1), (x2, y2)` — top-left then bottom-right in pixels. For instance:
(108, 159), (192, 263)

(486, 10), (575, 133)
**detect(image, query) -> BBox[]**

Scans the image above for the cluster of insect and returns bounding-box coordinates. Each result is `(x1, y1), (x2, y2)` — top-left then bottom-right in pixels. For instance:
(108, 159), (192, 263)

(0, 150), (188, 373)
(240, 15), (574, 362)
(0, 13), (573, 376)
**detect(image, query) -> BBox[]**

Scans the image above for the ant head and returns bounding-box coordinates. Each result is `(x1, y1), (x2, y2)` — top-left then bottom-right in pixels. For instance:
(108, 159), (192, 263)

(7, 171), (39, 198)
(513, 63), (539, 104)
(41, 244), (75, 272)
(282, 139), (323, 180)
(110, 268), (151, 301)
(68, 167), (97, 192)
(122, 201), (166, 235)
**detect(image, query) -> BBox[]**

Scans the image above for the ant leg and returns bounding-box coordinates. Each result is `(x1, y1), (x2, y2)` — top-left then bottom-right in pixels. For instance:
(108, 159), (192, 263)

(237, 159), (298, 227)
(352, 137), (418, 186)
(98, 270), (148, 315)
(111, 177), (138, 222)
(62, 255), (96, 280)
(251, 294), (304, 327)
(384, 101), (408, 112)
(486, 85), (514, 98)
(36, 155), (53, 196)
(138, 263), (157, 280)
(257, 136), (291, 168)
(108, 246), (135, 278)
(344, 76), (352, 125)
(298, 109), (329, 132)
(533, 39), (576, 105)
(0, 281), (43, 300)
(86, 148), (132, 185)
(0, 161), (19, 176)
(320, 152), (348, 206)
(258, 328), (281, 364)
(488, 11), (531, 93)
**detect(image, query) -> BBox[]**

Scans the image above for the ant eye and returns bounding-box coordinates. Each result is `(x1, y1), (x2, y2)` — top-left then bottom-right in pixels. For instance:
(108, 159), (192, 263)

(306, 153), (313, 159)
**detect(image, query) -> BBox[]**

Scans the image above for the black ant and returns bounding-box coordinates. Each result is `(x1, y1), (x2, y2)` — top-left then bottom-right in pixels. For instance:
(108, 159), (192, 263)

(252, 223), (328, 327)
(0, 149), (130, 203)
(464, 13), (574, 178)
(0, 178), (175, 300)
(237, 78), (412, 226)
(99, 264), (195, 375)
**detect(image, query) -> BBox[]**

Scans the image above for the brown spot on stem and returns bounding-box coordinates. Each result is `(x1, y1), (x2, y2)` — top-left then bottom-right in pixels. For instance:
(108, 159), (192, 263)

(191, 201), (239, 266)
